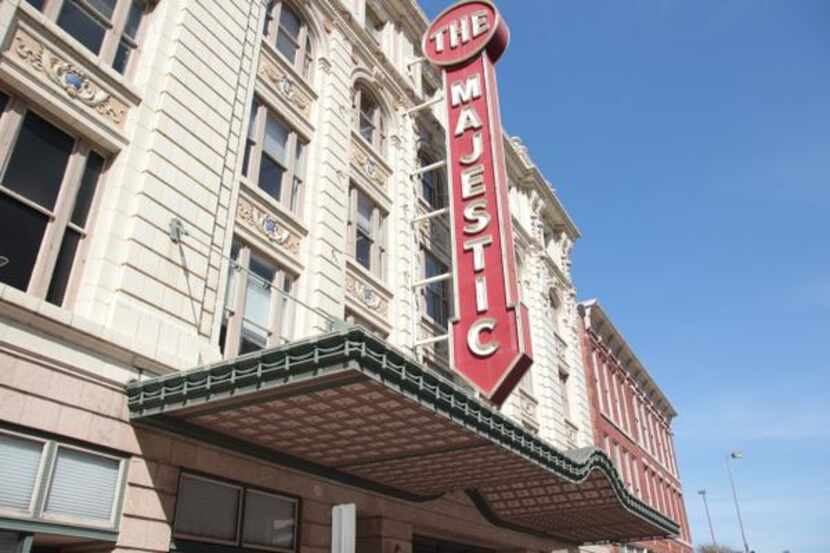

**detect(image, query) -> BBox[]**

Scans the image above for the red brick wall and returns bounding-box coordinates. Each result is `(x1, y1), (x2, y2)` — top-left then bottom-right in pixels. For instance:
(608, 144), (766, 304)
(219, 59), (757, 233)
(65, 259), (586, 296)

(579, 318), (693, 553)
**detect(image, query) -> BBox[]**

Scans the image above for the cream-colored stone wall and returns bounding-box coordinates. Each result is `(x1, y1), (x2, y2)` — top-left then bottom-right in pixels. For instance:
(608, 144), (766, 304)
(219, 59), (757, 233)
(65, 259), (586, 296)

(0, 0), (590, 448)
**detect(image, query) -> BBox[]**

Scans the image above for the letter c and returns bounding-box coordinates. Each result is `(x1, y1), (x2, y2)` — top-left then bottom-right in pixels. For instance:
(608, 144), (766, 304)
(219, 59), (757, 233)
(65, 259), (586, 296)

(467, 318), (499, 357)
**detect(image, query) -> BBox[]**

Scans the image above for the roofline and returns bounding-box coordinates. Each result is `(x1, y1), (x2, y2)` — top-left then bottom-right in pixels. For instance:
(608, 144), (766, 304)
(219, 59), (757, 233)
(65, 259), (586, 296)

(578, 299), (678, 419)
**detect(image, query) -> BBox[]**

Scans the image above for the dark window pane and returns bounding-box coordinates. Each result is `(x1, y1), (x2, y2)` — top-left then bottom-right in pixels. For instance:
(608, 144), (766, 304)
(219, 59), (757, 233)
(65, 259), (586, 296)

(0, 91), (7, 113)
(46, 229), (81, 306)
(57, 1), (107, 55)
(3, 111), (74, 211)
(276, 30), (299, 64)
(219, 319), (228, 355)
(123, 1), (143, 39)
(24, 0), (45, 10)
(355, 232), (371, 270)
(258, 156), (284, 202)
(241, 140), (254, 177)
(88, 0), (116, 19)
(279, 5), (301, 39)
(112, 41), (132, 74)
(71, 152), (104, 227)
(0, 195), (48, 292)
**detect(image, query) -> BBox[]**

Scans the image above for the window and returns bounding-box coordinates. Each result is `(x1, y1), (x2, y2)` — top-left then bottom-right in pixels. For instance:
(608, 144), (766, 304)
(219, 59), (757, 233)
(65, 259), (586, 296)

(353, 85), (385, 153)
(364, 4), (384, 44)
(44, 446), (121, 524)
(418, 152), (445, 209)
(242, 101), (307, 214)
(0, 430), (125, 530)
(423, 250), (449, 327)
(264, 1), (313, 79)
(220, 241), (296, 358)
(25, 0), (149, 75)
(347, 186), (386, 278)
(0, 93), (106, 307)
(559, 369), (571, 420)
(174, 473), (298, 552)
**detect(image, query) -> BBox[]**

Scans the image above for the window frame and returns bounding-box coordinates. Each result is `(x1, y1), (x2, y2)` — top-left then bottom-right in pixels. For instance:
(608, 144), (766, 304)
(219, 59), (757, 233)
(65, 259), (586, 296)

(352, 85), (386, 154)
(347, 185), (387, 280)
(243, 100), (307, 216)
(263, 0), (313, 80)
(421, 248), (449, 329)
(38, 442), (126, 528)
(30, 0), (150, 76)
(0, 430), (49, 518)
(173, 473), (244, 546)
(417, 151), (446, 210)
(221, 241), (296, 359)
(174, 472), (300, 553)
(0, 428), (127, 533)
(0, 92), (108, 308)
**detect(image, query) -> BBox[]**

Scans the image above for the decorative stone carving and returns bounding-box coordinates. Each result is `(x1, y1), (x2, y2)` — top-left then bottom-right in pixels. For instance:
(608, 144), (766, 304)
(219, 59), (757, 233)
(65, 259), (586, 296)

(8, 27), (128, 127)
(345, 273), (389, 318)
(317, 56), (332, 74)
(258, 51), (313, 118)
(510, 136), (533, 168)
(236, 197), (302, 255)
(351, 135), (389, 189)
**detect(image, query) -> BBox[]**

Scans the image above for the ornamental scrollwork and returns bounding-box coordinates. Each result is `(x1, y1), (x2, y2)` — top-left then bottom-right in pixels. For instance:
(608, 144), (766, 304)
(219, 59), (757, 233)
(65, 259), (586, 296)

(237, 197), (302, 255)
(258, 54), (312, 117)
(351, 137), (388, 189)
(9, 28), (127, 127)
(345, 273), (389, 317)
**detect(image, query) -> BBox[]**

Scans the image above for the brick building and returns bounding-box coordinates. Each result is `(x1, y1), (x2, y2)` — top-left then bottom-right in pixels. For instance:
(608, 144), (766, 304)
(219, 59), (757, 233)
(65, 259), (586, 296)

(0, 0), (684, 552)
(578, 300), (693, 553)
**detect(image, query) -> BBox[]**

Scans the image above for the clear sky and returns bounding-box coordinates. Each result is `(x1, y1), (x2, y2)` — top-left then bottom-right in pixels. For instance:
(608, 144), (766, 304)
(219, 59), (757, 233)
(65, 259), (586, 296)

(418, 1), (830, 552)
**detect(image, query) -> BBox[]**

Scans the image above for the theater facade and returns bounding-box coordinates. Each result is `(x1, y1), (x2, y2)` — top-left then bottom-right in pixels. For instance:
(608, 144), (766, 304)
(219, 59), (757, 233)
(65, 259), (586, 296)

(0, 1), (690, 553)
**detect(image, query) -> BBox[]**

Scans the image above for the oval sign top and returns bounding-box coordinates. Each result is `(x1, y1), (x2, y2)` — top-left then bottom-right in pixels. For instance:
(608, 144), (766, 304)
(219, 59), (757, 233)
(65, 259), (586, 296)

(422, 0), (509, 67)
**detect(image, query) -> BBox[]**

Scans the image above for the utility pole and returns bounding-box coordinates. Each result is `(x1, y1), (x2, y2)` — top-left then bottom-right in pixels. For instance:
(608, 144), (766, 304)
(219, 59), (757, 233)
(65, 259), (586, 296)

(726, 451), (750, 553)
(698, 489), (718, 547)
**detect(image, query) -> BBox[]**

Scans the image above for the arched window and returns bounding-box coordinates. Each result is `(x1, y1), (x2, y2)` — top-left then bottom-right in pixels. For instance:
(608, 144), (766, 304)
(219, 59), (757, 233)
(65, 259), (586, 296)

(265, 1), (314, 79)
(353, 84), (386, 153)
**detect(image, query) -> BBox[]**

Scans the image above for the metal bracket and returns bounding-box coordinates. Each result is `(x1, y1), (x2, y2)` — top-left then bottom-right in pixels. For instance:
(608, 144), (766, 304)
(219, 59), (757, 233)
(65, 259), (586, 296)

(412, 272), (452, 289)
(409, 159), (447, 178)
(405, 95), (444, 116)
(168, 218), (188, 243)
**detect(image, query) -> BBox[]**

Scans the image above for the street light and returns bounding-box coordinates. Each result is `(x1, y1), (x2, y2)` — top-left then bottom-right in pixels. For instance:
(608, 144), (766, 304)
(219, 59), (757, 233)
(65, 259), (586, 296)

(726, 451), (751, 553)
(697, 489), (718, 547)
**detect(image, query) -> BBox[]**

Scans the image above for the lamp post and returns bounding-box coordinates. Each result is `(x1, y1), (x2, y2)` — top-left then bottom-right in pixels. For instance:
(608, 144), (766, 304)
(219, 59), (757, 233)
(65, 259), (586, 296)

(726, 451), (750, 553)
(697, 489), (718, 547)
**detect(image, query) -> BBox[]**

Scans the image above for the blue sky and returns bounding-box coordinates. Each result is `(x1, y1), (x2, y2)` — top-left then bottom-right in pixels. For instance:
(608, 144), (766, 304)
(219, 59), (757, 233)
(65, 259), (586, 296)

(418, 1), (830, 552)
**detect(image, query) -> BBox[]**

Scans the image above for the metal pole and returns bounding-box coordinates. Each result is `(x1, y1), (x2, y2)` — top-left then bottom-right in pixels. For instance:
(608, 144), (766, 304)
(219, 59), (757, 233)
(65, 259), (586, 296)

(698, 489), (718, 547)
(726, 452), (750, 553)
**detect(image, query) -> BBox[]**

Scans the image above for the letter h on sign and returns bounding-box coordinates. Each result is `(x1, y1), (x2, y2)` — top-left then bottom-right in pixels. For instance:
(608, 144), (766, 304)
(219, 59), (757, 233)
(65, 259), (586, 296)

(423, 0), (532, 406)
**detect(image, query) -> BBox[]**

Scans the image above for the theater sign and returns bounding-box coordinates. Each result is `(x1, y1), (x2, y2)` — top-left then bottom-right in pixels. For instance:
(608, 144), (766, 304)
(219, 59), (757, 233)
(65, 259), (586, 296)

(423, 0), (532, 406)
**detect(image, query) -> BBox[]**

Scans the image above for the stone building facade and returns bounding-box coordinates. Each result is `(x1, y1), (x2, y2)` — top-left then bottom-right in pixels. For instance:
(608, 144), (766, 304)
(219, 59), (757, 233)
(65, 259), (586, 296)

(578, 300), (694, 553)
(0, 1), (683, 553)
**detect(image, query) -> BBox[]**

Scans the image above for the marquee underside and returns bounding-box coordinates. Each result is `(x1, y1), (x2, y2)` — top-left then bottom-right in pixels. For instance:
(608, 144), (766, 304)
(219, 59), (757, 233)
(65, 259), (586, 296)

(126, 328), (678, 545)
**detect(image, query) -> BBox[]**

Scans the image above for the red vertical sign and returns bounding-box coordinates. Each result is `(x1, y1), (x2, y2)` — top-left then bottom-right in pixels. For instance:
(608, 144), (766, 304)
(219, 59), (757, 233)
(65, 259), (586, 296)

(423, 0), (532, 406)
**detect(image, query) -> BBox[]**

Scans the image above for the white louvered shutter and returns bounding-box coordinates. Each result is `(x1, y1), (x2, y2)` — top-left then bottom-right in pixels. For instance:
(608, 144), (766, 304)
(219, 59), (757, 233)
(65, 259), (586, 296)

(45, 447), (120, 523)
(0, 433), (43, 511)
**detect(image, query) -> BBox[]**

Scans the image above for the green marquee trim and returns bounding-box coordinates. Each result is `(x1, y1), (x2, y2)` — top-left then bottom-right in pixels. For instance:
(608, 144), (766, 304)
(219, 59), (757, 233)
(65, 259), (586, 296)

(127, 327), (679, 540)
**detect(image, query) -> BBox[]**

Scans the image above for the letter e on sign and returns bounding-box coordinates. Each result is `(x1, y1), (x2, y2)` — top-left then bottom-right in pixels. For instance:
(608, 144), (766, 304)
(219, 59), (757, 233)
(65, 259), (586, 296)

(423, 1), (533, 406)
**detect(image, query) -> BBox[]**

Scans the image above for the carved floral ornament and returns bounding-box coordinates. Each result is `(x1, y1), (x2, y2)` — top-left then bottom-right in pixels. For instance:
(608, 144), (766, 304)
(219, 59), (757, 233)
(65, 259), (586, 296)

(345, 273), (389, 317)
(351, 137), (388, 189)
(236, 197), (302, 255)
(258, 54), (312, 117)
(8, 28), (128, 127)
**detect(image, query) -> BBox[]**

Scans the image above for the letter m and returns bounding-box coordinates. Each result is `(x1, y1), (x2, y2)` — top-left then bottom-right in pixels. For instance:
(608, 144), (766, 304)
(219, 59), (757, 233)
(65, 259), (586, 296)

(450, 75), (482, 107)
